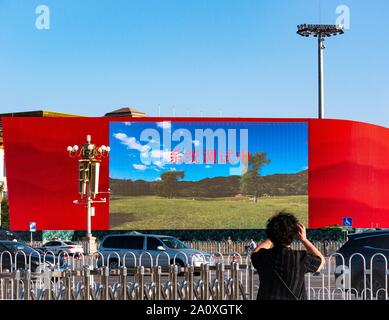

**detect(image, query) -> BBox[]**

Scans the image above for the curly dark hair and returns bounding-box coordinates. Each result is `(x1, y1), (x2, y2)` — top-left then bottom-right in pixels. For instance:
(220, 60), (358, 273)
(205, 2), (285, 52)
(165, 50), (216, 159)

(266, 212), (299, 247)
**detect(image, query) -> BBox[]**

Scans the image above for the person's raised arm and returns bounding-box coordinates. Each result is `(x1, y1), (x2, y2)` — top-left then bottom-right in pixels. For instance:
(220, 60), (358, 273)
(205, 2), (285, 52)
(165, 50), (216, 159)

(253, 239), (273, 253)
(297, 223), (325, 271)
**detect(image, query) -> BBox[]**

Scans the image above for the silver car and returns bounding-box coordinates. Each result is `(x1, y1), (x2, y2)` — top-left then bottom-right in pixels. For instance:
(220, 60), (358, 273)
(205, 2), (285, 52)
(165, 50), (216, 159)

(98, 234), (213, 269)
(40, 240), (84, 256)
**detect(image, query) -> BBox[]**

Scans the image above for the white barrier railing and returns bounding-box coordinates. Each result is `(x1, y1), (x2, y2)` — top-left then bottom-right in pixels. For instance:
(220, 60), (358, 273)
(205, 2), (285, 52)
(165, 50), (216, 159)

(184, 240), (345, 256)
(30, 240), (345, 257)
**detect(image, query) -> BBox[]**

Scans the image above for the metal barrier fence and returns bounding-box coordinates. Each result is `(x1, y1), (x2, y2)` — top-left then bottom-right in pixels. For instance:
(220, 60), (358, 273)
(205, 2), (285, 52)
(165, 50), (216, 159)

(0, 250), (253, 300)
(1, 249), (388, 300)
(30, 240), (345, 256)
(184, 240), (345, 256)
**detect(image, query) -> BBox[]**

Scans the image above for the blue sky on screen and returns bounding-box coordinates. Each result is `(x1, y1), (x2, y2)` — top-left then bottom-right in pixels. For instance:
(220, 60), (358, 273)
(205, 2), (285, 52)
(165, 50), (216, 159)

(109, 121), (308, 181)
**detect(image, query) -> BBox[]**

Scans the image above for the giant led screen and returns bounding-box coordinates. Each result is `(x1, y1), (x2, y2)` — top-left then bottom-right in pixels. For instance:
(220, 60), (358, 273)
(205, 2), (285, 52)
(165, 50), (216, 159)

(109, 121), (308, 229)
(5, 117), (389, 230)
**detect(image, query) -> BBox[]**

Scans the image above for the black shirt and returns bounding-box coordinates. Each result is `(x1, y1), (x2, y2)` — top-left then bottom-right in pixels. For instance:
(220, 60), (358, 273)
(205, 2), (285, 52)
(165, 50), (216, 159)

(251, 246), (322, 300)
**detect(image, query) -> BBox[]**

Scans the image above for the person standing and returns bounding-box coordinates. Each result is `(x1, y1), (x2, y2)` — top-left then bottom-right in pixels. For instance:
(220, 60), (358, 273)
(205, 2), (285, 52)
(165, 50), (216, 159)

(251, 212), (325, 300)
(322, 237), (330, 257)
(246, 239), (257, 255)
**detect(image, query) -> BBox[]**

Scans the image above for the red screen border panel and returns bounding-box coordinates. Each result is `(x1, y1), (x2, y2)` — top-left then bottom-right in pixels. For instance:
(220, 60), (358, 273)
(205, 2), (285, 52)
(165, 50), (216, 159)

(308, 119), (389, 228)
(2, 117), (109, 231)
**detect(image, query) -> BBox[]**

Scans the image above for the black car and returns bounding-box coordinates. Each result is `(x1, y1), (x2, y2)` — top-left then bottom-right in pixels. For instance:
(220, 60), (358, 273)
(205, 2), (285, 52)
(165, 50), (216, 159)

(0, 240), (60, 272)
(335, 230), (389, 299)
(0, 227), (18, 240)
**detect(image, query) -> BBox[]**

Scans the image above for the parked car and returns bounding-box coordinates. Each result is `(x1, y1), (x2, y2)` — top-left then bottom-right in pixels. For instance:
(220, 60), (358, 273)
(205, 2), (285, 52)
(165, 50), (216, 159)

(334, 230), (389, 299)
(40, 240), (84, 256)
(98, 234), (213, 269)
(0, 240), (65, 272)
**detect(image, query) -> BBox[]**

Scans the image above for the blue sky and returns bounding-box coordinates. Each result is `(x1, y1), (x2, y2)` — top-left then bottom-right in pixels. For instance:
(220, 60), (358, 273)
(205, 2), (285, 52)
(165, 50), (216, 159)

(0, 1), (388, 126)
(109, 121), (308, 181)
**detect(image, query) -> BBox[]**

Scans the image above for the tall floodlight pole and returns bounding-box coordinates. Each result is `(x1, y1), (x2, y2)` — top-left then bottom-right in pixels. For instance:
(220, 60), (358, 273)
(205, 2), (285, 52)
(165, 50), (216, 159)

(297, 24), (344, 119)
(318, 35), (325, 119)
(67, 135), (110, 254)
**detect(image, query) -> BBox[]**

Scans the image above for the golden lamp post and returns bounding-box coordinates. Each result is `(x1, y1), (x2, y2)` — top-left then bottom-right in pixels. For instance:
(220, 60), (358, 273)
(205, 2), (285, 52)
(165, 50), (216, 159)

(67, 135), (110, 254)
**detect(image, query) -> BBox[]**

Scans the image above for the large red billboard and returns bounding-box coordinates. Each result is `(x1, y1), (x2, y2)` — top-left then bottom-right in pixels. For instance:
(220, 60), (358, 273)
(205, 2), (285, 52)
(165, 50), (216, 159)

(3, 117), (389, 230)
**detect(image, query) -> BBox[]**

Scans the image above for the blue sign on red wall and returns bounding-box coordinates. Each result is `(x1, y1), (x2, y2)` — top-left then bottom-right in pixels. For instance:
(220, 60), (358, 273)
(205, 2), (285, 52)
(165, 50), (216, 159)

(29, 222), (36, 232)
(342, 217), (353, 228)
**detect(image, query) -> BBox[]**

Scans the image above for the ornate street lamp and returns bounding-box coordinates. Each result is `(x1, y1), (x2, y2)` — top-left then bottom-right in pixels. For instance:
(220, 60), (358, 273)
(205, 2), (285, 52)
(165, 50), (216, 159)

(297, 24), (344, 119)
(67, 135), (110, 254)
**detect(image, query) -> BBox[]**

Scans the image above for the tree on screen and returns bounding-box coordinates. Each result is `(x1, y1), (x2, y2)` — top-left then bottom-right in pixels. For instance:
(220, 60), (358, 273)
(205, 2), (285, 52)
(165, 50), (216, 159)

(160, 171), (185, 199)
(240, 152), (270, 203)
